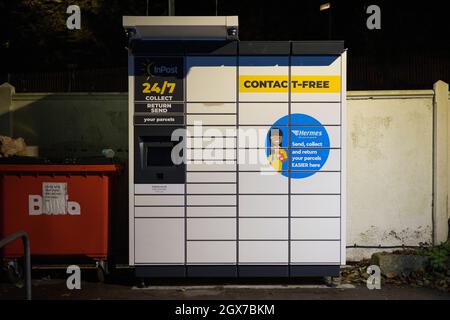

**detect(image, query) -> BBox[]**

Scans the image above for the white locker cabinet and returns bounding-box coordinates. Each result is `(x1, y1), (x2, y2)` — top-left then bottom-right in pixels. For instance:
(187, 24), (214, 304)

(135, 207), (185, 218)
(239, 103), (288, 125)
(187, 172), (236, 183)
(291, 195), (340, 217)
(187, 183), (236, 194)
(239, 56), (289, 102)
(187, 195), (237, 206)
(239, 172), (288, 194)
(186, 56), (237, 102)
(134, 195), (185, 206)
(187, 241), (237, 264)
(125, 17), (346, 278)
(239, 241), (288, 264)
(186, 137), (236, 149)
(239, 218), (288, 240)
(186, 162), (237, 172)
(290, 241), (341, 264)
(291, 218), (340, 240)
(239, 195), (288, 217)
(187, 218), (236, 240)
(187, 206), (237, 217)
(186, 102), (237, 114)
(187, 126), (237, 137)
(291, 103), (341, 125)
(134, 219), (185, 264)
(238, 125), (278, 148)
(291, 172), (341, 194)
(187, 114), (237, 126)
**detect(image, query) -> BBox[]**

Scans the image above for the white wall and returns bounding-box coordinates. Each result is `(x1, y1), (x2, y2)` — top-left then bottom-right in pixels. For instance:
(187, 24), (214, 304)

(347, 91), (434, 260)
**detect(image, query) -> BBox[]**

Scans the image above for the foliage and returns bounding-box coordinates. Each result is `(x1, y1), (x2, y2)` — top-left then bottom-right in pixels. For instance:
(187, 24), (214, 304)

(419, 241), (450, 271)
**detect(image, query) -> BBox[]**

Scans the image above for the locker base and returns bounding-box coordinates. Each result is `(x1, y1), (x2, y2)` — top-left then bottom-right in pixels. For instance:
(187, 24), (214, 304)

(135, 265), (340, 278)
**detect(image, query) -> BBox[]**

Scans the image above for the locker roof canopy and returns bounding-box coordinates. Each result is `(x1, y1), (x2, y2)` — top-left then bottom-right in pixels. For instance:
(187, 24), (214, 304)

(122, 16), (239, 41)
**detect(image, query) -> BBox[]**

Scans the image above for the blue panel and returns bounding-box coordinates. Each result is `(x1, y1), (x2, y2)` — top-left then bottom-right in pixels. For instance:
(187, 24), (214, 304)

(291, 55), (339, 66)
(186, 56), (237, 68)
(239, 56), (289, 67)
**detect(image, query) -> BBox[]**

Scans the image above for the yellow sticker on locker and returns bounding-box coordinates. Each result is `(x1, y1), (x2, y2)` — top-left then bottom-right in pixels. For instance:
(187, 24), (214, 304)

(239, 75), (289, 93)
(238, 75), (341, 93)
(291, 76), (340, 93)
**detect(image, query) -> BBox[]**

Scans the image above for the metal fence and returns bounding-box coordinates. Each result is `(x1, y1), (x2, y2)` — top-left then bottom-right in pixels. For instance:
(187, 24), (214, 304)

(5, 55), (450, 92)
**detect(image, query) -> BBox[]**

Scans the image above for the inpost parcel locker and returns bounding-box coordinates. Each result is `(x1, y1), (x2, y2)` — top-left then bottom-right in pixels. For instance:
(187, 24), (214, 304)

(124, 16), (346, 278)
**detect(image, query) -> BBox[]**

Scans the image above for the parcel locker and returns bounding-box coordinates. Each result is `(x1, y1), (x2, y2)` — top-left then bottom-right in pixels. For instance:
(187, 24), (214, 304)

(124, 16), (346, 278)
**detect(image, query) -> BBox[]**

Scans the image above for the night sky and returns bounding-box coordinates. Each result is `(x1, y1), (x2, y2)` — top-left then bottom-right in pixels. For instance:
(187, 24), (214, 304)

(0, 0), (449, 90)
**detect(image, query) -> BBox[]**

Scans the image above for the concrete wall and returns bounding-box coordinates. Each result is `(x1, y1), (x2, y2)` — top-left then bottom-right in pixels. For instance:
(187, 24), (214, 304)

(1, 84), (449, 262)
(347, 91), (434, 260)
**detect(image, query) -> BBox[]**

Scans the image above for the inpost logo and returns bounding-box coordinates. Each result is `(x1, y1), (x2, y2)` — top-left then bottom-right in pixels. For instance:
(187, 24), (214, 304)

(152, 63), (178, 76)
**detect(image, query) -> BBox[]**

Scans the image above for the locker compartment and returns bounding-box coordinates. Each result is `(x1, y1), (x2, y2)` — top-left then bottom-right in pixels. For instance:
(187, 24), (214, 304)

(186, 56), (237, 102)
(291, 172), (340, 194)
(290, 55), (342, 103)
(186, 162), (237, 172)
(187, 172), (236, 183)
(239, 172), (288, 194)
(186, 102), (236, 114)
(291, 218), (340, 240)
(291, 103), (341, 125)
(135, 195), (184, 206)
(187, 148), (236, 161)
(239, 56), (289, 102)
(239, 103), (288, 125)
(187, 218), (236, 240)
(187, 183), (236, 194)
(290, 125), (341, 148)
(187, 137), (236, 149)
(239, 241), (288, 263)
(239, 218), (288, 240)
(239, 195), (288, 217)
(291, 195), (340, 217)
(135, 206), (184, 218)
(187, 195), (236, 206)
(187, 241), (236, 263)
(134, 219), (184, 263)
(238, 148), (272, 171)
(290, 148), (340, 172)
(134, 183), (184, 195)
(187, 206), (236, 217)
(186, 126), (237, 137)
(290, 241), (340, 264)
(238, 125), (285, 148)
(187, 114), (236, 126)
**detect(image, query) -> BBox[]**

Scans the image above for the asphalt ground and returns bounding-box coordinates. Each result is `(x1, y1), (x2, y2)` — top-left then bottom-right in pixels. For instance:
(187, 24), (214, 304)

(0, 267), (449, 300)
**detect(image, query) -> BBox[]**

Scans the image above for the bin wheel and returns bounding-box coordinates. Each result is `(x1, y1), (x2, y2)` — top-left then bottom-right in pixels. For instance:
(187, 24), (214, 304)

(96, 266), (106, 283)
(5, 261), (24, 287)
(95, 260), (108, 283)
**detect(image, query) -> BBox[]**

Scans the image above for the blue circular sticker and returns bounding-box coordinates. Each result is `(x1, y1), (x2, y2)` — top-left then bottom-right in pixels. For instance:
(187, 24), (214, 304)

(266, 114), (330, 179)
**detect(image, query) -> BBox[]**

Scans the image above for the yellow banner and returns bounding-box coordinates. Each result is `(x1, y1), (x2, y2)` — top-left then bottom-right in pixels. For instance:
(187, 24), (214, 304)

(239, 75), (289, 93)
(291, 75), (340, 93)
(239, 75), (340, 93)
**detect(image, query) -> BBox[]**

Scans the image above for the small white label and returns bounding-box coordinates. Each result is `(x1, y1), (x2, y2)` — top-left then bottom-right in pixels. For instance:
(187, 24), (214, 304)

(43, 182), (67, 214)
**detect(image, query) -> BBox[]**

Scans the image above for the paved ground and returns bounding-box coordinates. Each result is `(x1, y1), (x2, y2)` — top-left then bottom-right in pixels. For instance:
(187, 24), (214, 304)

(0, 268), (449, 300)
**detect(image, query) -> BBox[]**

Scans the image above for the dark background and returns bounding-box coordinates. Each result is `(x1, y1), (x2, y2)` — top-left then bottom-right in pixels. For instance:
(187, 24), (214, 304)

(0, 0), (449, 91)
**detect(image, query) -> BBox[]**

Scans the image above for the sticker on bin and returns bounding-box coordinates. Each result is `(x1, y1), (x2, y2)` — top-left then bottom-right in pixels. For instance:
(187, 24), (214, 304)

(29, 182), (81, 215)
